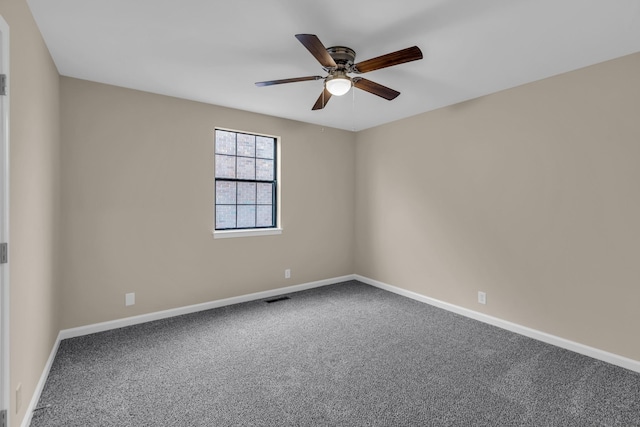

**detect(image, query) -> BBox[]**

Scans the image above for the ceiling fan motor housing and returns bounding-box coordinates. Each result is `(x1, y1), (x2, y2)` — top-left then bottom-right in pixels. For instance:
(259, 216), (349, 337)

(326, 46), (356, 72)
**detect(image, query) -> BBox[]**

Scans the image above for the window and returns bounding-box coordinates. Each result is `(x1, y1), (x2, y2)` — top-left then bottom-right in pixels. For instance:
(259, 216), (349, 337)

(214, 129), (279, 237)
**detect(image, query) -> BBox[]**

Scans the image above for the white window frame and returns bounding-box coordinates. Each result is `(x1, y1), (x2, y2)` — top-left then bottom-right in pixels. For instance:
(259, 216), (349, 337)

(212, 127), (282, 239)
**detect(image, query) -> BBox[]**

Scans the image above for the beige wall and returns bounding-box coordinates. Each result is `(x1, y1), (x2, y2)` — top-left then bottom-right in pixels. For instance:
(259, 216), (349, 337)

(60, 77), (356, 329)
(355, 52), (640, 361)
(0, 1), (62, 426)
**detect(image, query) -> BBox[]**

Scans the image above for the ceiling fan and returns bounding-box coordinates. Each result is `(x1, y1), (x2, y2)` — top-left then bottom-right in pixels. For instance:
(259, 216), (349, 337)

(255, 34), (423, 110)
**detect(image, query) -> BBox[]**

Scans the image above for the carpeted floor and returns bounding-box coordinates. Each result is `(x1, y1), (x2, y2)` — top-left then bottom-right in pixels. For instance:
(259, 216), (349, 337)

(31, 281), (640, 426)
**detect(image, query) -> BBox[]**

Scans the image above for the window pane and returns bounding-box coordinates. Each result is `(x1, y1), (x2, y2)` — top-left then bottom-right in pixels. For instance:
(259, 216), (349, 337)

(216, 205), (236, 229)
(257, 205), (273, 227)
(215, 131), (236, 155)
(237, 182), (256, 205)
(216, 181), (236, 204)
(237, 157), (256, 180)
(256, 159), (274, 181)
(256, 136), (274, 159)
(215, 155), (236, 179)
(237, 205), (256, 228)
(214, 129), (277, 231)
(257, 183), (272, 205)
(237, 133), (256, 157)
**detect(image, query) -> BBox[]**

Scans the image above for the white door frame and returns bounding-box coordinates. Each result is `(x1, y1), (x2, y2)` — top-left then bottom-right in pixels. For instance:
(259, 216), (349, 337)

(0, 13), (10, 425)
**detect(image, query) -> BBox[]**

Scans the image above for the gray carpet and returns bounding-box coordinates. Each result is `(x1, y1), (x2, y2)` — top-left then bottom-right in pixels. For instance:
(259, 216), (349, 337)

(31, 281), (640, 426)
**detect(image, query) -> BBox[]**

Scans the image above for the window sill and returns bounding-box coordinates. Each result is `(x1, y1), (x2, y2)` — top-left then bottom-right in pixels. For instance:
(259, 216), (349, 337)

(213, 228), (282, 239)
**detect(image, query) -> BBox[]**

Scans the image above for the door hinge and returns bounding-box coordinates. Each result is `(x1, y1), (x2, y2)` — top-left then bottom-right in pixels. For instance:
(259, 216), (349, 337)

(0, 243), (7, 264)
(0, 74), (6, 96)
(1, 408), (6, 427)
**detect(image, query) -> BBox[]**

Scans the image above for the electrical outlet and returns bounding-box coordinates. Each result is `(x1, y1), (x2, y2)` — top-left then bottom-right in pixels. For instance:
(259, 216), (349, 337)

(284, 269), (291, 279)
(16, 383), (22, 413)
(478, 291), (487, 305)
(125, 292), (135, 306)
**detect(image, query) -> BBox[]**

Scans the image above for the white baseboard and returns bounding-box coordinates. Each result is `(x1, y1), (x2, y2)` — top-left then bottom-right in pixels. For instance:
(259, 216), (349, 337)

(354, 274), (640, 374)
(21, 335), (61, 427)
(59, 275), (355, 340)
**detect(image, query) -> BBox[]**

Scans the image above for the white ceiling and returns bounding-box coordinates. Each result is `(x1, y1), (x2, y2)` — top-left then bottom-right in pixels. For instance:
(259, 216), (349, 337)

(28, 0), (640, 131)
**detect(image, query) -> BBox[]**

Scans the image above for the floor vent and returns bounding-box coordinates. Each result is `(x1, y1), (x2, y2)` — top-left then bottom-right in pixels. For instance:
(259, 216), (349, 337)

(265, 296), (291, 304)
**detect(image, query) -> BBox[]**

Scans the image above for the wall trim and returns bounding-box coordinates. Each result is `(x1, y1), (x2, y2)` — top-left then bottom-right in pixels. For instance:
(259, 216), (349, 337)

(21, 336), (60, 427)
(354, 274), (640, 374)
(59, 275), (355, 340)
(0, 14), (10, 427)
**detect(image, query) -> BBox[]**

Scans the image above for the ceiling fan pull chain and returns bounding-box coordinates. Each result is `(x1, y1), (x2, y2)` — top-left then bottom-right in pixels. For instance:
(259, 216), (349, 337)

(352, 88), (356, 132)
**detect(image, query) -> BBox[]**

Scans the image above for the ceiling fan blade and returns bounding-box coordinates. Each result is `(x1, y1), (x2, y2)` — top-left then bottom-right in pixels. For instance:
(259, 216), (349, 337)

(312, 88), (332, 110)
(354, 46), (423, 74)
(353, 78), (400, 100)
(255, 76), (324, 87)
(295, 34), (337, 69)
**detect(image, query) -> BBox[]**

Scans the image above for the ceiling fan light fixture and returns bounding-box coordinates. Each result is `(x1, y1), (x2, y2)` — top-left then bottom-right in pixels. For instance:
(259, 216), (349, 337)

(325, 73), (352, 96)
